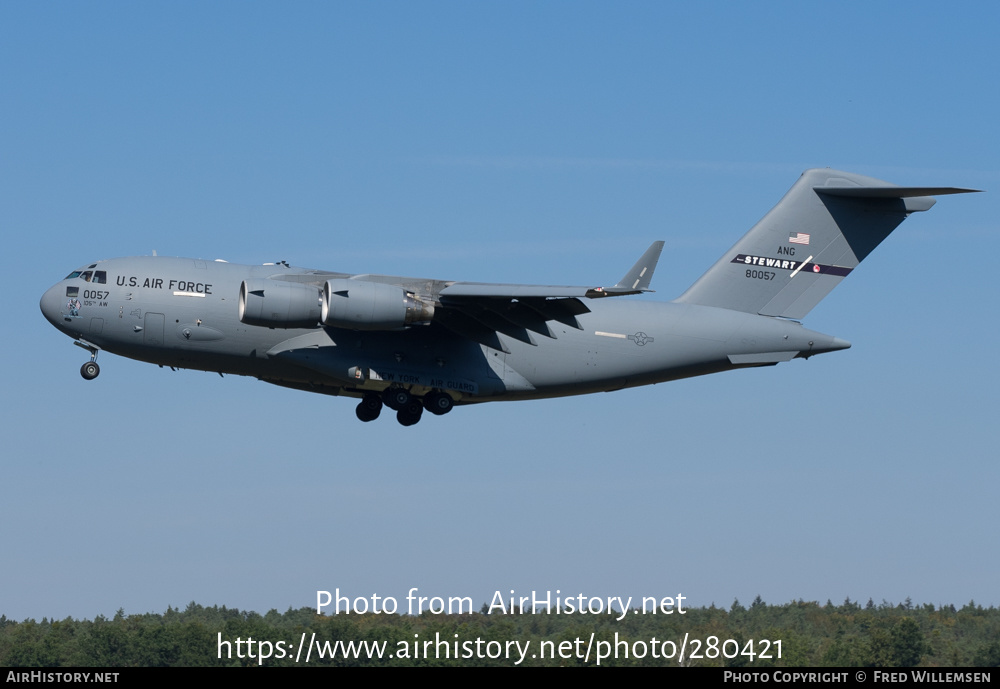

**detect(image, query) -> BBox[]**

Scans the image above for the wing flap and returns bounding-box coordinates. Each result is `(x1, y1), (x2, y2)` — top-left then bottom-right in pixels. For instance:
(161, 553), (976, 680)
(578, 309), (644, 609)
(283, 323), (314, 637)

(440, 283), (589, 299)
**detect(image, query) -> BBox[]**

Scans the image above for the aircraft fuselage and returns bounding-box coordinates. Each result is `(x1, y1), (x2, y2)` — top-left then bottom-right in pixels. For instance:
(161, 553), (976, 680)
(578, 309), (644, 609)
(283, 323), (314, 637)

(40, 255), (848, 409)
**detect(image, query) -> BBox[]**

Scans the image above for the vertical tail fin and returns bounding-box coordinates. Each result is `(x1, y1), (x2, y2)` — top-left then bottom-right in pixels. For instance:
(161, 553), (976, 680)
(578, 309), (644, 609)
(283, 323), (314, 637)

(675, 168), (977, 319)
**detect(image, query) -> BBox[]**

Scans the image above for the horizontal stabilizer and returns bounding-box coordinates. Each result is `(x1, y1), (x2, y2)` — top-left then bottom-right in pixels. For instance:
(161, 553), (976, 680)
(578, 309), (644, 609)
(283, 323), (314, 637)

(816, 186), (979, 198)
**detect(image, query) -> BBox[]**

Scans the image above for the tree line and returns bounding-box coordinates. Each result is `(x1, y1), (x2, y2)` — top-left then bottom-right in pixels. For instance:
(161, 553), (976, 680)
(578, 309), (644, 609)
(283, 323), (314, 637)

(1, 597), (998, 667)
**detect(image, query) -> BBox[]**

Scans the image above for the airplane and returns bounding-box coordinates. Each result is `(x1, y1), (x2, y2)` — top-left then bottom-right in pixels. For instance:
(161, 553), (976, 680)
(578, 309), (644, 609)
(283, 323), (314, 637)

(40, 168), (977, 426)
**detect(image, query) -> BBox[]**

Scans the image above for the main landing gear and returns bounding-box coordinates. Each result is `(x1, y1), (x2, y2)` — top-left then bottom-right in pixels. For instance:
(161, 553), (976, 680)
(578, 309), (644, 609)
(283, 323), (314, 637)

(354, 388), (454, 426)
(355, 393), (382, 423)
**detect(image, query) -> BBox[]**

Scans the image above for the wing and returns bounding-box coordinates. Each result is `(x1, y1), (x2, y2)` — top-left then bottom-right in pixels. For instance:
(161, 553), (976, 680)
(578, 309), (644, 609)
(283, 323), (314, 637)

(250, 242), (663, 353)
(433, 241), (664, 351)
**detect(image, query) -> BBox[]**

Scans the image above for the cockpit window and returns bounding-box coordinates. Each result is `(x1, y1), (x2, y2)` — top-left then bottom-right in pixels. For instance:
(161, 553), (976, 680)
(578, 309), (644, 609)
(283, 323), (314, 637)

(81, 271), (93, 282)
(65, 271), (82, 279)
(93, 270), (107, 284)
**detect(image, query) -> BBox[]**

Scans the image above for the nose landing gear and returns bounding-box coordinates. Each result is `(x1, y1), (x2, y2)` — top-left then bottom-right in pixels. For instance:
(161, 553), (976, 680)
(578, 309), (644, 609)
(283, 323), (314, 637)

(74, 340), (101, 380)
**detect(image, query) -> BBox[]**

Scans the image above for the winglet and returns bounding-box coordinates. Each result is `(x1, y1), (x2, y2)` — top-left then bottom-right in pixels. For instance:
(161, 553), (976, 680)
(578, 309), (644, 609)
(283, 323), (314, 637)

(617, 240), (664, 291)
(586, 241), (664, 297)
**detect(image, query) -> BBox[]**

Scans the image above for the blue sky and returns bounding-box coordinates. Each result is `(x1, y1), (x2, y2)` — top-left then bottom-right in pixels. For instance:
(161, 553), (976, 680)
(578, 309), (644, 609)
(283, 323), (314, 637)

(3, 2), (998, 623)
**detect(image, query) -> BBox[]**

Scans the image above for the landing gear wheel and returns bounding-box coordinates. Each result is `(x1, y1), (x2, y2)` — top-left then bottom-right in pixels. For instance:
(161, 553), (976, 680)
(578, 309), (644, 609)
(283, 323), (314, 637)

(423, 391), (454, 415)
(382, 387), (412, 411)
(355, 393), (383, 422)
(80, 361), (100, 380)
(396, 400), (423, 426)
(356, 403), (381, 422)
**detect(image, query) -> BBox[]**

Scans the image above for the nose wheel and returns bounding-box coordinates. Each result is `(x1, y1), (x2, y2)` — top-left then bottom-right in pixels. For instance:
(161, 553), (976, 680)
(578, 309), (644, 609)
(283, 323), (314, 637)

(75, 340), (101, 380)
(81, 361), (101, 380)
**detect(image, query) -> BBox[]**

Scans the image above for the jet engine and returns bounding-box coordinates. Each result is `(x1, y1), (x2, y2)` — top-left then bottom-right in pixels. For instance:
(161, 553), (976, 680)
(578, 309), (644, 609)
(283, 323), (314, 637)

(238, 279), (322, 328)
(322, 279), (434, 330)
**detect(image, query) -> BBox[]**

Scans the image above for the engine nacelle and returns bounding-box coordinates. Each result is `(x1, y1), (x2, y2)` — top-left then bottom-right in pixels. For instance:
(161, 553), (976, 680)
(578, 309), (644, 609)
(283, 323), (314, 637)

(239, 278), (322, 328)
(322, 279), (434, 330)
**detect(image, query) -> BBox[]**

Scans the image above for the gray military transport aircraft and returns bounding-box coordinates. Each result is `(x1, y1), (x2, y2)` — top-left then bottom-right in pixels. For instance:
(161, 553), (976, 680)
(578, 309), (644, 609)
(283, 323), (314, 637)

(40, 169), (976, 426)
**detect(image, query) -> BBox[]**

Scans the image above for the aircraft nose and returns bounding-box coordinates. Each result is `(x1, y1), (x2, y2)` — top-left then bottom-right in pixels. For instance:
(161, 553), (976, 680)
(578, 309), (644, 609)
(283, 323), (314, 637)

(40, 283), (64, 328)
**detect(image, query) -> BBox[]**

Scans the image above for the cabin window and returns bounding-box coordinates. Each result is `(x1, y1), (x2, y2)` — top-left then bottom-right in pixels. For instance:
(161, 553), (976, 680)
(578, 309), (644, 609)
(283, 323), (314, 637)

(66, 286), (79, 297)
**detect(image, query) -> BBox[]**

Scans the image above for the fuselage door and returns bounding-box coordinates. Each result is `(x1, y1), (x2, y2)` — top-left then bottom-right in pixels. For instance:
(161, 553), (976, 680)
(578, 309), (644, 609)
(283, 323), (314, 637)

(144, 312), (165, 347)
